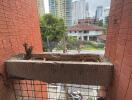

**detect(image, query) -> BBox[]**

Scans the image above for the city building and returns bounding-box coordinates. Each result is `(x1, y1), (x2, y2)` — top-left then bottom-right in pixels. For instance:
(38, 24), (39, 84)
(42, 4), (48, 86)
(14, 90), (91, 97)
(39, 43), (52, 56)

(49, 0), (72, 26)
(72, 1), (79, 25)
(103, 7), (110, 24)
(37, 0), (45, 16)
(72, 0), (89, 25)
(104, 7), (110, 17)
(64, 0), (72, 27)
(78, 18), (96, 25)
(56, 0), (64, 18)
(95, 6), (103, 20)
(68, 22), (104, 41)
(79, 0), (89, 19)
(49, 0), (57, 16)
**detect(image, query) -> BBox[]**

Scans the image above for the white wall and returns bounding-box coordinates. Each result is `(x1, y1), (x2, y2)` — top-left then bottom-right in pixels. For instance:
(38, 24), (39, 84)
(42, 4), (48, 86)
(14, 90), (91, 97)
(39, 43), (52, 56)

(68, 30), (103, 41)
(68, 31), (102, 37)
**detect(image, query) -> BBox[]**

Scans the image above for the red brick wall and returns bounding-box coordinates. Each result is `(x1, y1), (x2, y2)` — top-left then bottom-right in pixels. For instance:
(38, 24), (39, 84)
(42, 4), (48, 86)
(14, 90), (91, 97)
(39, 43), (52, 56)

(0, 0), (43, 99)
(106, 0), (132, 100)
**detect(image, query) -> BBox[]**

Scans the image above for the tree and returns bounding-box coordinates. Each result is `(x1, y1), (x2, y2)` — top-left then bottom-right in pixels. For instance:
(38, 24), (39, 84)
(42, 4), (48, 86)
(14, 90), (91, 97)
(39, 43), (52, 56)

(40, 14), (66, 51)
(55, 36), (80, 50)
(95, 19), (103, 27)
(66, 36), (79, 50)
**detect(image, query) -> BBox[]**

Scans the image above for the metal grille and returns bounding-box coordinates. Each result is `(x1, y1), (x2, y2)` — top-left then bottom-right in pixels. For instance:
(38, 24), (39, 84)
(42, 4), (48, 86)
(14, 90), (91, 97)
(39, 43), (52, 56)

(12, 79), (106, 100)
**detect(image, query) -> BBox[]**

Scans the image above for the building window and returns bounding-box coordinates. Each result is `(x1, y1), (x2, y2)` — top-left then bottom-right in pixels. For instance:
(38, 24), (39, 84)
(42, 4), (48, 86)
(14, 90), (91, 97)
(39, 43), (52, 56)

(89, 36), (97, 41)
(84, 36), (87, 41)
(84, 31), (89, 33)
(79, 37), (81, 40)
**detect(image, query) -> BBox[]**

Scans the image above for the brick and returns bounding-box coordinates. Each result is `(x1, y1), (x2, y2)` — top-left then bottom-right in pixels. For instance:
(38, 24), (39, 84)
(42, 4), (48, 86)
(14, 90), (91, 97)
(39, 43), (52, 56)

(0, 0), (43, 100)
(106, 0), (132, 100)
(115, 44), (125, 67)
(114, 73), (130, 100)
(125, 78), (132, 100)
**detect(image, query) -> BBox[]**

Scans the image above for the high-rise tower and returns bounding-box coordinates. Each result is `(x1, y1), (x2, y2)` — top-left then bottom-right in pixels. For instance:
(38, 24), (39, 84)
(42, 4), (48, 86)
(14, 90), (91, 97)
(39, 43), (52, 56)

(95, 6), (103, 19)
(49, 0), (57, 16)
(49, 0), (72, 27)
(37, 0), (45, 16)
(72, 0), (89, 25)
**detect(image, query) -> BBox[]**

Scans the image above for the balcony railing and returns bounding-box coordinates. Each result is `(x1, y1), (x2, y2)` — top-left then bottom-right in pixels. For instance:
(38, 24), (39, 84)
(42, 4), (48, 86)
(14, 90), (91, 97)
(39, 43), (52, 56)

(6, 53), (114, 100)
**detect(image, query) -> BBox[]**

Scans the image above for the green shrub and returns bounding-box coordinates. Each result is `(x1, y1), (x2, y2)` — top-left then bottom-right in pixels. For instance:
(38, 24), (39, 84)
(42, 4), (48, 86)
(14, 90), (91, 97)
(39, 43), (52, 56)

(81, 41), (105, 50)
(98, 43), (105, 48)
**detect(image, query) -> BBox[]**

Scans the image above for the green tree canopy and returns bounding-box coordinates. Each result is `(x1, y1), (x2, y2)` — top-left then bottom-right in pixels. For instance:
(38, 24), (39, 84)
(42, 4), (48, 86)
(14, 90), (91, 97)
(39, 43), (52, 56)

(40, 14), (66, 51)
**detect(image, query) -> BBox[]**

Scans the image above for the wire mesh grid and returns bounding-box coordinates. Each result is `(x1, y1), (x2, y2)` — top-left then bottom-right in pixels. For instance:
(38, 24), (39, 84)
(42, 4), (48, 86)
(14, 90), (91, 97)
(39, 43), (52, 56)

(12, 79), (106, 100)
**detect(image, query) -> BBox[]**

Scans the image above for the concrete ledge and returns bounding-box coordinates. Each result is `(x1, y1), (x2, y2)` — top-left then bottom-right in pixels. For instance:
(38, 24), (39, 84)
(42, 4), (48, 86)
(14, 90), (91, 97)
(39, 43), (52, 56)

(11, 53), (103, 62)
(5, 54), (114, 86)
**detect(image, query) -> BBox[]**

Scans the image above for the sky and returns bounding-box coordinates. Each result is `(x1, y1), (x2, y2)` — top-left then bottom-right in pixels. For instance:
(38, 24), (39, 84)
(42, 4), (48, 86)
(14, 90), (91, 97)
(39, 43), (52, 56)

(86, 0), (111, 17)
(43, 0), (111, 16)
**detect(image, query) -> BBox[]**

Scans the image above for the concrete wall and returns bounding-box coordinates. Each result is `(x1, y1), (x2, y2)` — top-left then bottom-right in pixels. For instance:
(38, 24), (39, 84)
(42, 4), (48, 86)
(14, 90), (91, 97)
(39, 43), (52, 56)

(0, 0), (43, 99)
(106, 0), (132, 100)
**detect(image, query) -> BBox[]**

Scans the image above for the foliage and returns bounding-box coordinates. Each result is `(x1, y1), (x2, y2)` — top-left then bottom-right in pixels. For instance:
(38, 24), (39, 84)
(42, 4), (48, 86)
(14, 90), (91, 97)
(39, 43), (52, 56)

(54, 41), (65, 50)
(66, 36), (79, 50)
(97, 43), (105, 48)
(55, 39), (105, 51)
(87, 96), (94, 100)
(95, 19), (103, 27)
(55, 36), (79, 50)
(40, 14), (66, 51)
(81, 41), (104, 50)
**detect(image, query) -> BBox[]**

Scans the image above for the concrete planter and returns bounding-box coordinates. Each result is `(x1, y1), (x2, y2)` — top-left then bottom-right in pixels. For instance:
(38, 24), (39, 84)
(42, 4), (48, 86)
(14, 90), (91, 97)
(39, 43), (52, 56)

(5, 53), (113, 86)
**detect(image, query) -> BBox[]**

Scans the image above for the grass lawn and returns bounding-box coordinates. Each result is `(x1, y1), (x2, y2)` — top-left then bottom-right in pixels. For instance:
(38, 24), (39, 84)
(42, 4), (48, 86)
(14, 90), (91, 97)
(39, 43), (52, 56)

(81, 41), (105, 50)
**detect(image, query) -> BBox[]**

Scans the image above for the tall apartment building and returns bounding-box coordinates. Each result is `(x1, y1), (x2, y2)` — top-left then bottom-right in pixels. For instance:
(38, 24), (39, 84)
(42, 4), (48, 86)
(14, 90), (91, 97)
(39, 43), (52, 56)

(64, 0), (72, 27)
(37, 0), (45, 16)
(72, 1), (79, 25)
(56, 0), (64, 18)
(79, 0), (89, 19)
(95, 6), (103, 19)
(104, 7), (110, 17)
(49, 0), (57, 16)
(49, 0), (72, 27)
(72, 0), (89, 25)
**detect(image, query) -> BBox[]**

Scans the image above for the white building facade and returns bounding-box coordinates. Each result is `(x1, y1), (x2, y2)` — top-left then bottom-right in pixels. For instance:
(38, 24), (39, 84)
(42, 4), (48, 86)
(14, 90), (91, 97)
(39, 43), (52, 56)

(68, 30), (103, 41)
(68, 23), (104, 41)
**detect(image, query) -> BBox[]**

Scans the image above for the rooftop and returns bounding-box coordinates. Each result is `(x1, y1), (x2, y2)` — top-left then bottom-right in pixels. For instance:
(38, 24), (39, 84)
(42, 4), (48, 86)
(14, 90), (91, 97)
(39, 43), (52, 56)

(78, 18), (96, 24)
(68, 24), (105, 32)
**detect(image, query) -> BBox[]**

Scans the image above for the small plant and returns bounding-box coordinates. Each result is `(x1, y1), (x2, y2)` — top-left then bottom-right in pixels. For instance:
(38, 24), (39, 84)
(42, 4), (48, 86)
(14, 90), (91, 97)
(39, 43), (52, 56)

(87, 96), (94, 100)
(23, 43), (33, 60)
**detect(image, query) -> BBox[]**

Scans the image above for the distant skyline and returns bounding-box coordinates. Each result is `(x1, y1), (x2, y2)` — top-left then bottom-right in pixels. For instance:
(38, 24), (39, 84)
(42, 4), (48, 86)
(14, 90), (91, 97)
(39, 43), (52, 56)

(87, 0), (111, 17)
(44, 0), (111, 17)
(73, 0), (111, 17)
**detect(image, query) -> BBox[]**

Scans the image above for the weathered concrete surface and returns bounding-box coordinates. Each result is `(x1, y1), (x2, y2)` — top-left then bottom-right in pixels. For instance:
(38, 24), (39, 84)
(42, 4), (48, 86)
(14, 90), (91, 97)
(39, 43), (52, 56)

(6, 59), (113, 86)
(32, 53), (103, 62)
